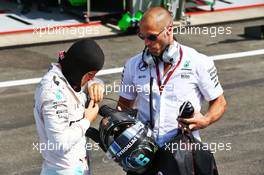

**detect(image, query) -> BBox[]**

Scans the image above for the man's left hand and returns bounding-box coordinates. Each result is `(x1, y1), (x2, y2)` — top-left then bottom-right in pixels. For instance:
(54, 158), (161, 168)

(177, 112), (210, 130)
(88, 83), (104, 103)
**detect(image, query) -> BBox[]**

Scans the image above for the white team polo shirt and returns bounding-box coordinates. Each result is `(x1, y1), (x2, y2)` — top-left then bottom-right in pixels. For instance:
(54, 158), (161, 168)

(119, 42), (223, 147)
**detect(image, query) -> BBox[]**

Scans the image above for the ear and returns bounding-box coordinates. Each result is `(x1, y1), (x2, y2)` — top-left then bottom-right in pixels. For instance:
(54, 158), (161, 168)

(166, 26), (173, 35)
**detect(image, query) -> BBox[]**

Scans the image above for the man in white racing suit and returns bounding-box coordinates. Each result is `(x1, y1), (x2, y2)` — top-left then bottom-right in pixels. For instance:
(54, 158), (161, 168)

(34, 39), (104, 175)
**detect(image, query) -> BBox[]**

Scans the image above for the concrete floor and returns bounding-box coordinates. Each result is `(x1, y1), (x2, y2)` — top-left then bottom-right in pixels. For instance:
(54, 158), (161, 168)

(0, 18), (264, 175)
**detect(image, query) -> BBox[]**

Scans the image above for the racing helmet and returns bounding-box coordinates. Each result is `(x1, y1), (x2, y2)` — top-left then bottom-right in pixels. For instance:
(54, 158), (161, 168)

(99, 105), (158, 174)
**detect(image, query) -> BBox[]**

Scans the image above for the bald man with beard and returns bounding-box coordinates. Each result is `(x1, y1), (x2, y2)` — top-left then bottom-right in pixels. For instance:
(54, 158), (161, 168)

(117, 7), (226, 175)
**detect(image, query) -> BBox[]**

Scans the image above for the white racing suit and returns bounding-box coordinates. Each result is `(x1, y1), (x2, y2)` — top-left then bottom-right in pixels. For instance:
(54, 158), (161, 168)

(34, 63), (99, 175)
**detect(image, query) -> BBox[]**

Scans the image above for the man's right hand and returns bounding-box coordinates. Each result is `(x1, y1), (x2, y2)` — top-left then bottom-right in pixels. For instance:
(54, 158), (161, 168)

(84, 100), (99, 122)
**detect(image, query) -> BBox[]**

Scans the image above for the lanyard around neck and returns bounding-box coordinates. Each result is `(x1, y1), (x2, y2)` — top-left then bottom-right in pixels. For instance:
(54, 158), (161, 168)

(155, 47), (183, 95)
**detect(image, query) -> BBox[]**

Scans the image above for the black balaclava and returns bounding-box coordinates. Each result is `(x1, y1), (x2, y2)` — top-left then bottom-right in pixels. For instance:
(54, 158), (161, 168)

(59, 39), (104, 92)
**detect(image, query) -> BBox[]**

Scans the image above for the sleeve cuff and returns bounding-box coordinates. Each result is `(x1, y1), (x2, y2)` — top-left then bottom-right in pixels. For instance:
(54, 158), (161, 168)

(205, 88), (224, 101)
(78, 118), (91, 131)
(87, 78), (104, 87)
